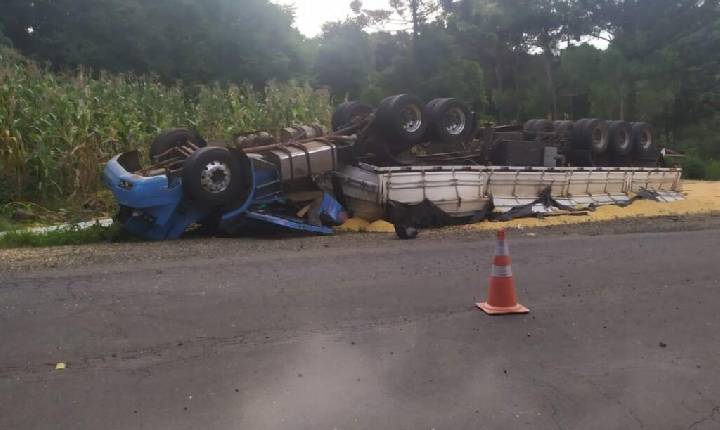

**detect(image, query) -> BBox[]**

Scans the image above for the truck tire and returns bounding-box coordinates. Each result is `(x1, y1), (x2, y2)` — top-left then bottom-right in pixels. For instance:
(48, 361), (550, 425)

(553, 120), (574, 137)
(182, 146), (243, 206)
(572, 118), (608, 154)
(150, 128), (206, 163)
(608, 120), (632, 156)
(631, 122), (656, 159)
(394, 224), (419, 240)
(523, 119), (539, 133)
(375, 94), (428, 147)
(331, 101), (374, 132)
(532, 119), (554, 133)
(424, 98), (473, 143)
(425, 98), (444, 116)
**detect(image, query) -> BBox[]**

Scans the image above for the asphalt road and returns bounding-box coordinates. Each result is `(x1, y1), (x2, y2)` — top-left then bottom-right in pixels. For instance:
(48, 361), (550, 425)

(2, 226), (720, 429)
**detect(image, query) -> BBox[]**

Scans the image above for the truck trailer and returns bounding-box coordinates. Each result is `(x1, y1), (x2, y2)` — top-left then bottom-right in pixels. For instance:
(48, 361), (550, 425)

(103, 94), (682, 240)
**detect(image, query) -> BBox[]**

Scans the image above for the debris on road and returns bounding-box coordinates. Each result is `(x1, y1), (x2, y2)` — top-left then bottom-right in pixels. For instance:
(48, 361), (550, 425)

(492, 186), (594, 222)
(394, 224), (419, 240)
(336, 218), (370, 232)
(464, 180), (718, 232)
(366, 220), (395, 233)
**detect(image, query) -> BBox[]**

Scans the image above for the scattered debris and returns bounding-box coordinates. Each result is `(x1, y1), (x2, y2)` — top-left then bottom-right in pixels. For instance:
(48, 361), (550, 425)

(366, 219), (395, 233)
(394, 225), (419, 240)
(494, 187), (594, 222)
(337, 218), (370, 232)
(618, 188), (665, 207)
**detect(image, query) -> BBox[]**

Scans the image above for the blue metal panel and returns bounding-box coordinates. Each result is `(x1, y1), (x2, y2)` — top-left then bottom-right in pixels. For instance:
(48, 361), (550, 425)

(104, 156), (183, 212)
(317, 192), (348, 225)
(244, 211), (334, 235)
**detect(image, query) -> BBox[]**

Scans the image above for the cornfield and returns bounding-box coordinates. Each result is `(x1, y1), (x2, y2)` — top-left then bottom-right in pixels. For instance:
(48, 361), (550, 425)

(0, 46), (332, 205)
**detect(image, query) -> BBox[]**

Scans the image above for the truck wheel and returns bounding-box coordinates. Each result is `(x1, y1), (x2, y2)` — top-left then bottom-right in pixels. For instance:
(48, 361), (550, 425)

(394, 224), (419, 240)
(553, 120), (574, 137)
(608, 120), (632, 156)
(150, 128), (206, 163)
(572, 118), (608, 154)
(375, 94), (428, 146)
(182, 147), (243, 206)
(331, 101), (374, 132)
(523, 119), (539, 133)
(631, 122), (656, 159)
(532, 119), (554, 133)
(425, 98), (473, 143)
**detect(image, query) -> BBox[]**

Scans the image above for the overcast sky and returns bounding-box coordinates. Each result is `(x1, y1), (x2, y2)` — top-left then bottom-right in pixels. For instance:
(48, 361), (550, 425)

(271, 0), (609, 49)
(272, 0), (400, 37)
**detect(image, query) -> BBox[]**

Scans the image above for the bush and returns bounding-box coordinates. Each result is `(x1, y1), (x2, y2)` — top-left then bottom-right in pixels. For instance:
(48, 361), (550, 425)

(681, 153), (720, 180)
(0, 46), (331, 205)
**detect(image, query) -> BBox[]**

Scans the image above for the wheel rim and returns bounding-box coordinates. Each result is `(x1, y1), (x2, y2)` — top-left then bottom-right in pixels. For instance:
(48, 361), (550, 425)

(200, 161), (232, 194)
(640, 130), (651, 149)
(350, 112), (369, 125)
(401, 105), (422, 133)
(618, 130), (629, 149)
(592, 127), (604, 148)
(443, 107), (467, 136)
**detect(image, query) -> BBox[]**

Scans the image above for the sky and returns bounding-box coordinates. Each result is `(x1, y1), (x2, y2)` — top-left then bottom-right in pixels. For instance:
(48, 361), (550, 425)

(271, 0), (610, 49)
(272, 0), (400, 37)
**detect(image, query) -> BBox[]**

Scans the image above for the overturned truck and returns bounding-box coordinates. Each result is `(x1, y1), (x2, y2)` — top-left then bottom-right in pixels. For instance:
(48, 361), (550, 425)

(104, 94), (683, 240)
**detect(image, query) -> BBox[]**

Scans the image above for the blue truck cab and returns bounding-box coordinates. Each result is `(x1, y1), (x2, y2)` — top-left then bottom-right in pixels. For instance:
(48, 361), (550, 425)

(103, 147), (347, 240)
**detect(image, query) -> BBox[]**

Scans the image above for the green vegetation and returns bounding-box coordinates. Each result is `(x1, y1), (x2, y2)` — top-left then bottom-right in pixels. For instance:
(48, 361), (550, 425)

(0, 0), (718, 217)
(0, 45), (330, 206)
(0, 223), (132, 249)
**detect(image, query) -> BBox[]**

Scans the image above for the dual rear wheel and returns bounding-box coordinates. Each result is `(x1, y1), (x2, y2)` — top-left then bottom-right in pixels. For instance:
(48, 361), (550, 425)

(331, 95), (474, 154)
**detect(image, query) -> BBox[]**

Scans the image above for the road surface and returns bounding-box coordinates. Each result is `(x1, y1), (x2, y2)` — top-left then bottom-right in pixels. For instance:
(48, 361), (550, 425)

(2, 224), (720, 429)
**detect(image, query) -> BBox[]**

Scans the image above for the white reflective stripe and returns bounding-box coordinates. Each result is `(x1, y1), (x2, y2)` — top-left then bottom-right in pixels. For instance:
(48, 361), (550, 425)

(491, 264), (513, 278)
(495, 241), (510, 256)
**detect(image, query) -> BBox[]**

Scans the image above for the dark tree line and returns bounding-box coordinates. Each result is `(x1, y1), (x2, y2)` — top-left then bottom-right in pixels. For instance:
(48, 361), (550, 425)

(1, 0), (719, 175)
(0, 0), (310, 84)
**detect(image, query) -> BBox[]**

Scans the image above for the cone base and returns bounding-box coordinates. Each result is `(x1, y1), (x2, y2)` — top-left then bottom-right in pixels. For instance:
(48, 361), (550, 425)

(476, 302), (529, 315)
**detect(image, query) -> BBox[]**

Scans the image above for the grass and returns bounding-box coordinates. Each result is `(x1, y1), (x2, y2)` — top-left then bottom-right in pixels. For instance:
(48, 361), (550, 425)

(0, 223), (135, 249)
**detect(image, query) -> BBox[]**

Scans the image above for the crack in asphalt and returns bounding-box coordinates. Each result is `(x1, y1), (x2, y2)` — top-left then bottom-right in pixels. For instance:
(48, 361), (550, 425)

(688, 406), (720, 429)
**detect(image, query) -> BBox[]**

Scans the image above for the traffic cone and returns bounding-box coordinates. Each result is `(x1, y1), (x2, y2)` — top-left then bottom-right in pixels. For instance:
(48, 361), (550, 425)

(476, 228), (529, 315)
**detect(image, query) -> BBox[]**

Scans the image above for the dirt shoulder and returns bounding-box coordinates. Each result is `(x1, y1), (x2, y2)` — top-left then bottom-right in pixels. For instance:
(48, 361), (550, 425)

(1, 212), (718, 274)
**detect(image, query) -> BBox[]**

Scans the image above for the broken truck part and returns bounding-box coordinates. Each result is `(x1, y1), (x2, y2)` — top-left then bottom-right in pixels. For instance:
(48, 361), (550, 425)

(327, 163), (683, 222)
(104, 130), (352, 240)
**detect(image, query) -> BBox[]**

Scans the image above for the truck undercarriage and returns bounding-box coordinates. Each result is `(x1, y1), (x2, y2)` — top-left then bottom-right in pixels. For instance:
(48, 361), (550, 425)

(104, 94), (682, 240)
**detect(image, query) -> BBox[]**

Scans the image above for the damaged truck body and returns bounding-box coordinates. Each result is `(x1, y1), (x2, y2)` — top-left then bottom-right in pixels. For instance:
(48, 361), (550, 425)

(104, 94), (684, 240)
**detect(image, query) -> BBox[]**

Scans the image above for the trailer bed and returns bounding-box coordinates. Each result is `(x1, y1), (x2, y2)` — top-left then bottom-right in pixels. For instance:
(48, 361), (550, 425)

(331, 163), (683, 220)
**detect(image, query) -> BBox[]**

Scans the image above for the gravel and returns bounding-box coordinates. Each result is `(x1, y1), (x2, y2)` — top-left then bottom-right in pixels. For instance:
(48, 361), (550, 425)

(1, 213), (718, 273)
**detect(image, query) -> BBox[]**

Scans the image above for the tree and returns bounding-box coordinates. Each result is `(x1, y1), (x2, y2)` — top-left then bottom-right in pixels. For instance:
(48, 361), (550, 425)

(314, 21), (373, 99)
(352, 0), (447, 64)
(0, 22), (10, 47)
(0, 0), (310, 85)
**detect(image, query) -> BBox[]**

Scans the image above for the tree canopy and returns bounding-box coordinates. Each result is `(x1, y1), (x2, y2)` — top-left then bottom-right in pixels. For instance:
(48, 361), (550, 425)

(0, 0), (309, 84)
(1, 0), (719, 170)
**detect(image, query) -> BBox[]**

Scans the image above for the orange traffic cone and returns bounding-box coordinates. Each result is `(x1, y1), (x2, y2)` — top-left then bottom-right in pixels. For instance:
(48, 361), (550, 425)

(476, 228), (529, 315)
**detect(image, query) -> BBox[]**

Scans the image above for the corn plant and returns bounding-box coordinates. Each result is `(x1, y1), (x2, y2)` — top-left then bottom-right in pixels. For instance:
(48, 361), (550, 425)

(0, 46), (331, 206)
